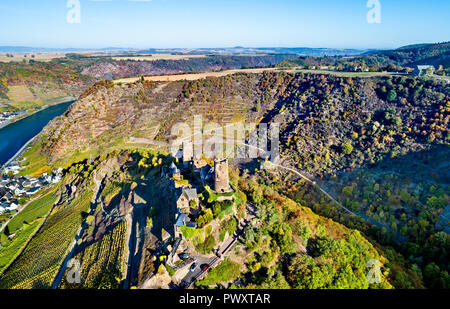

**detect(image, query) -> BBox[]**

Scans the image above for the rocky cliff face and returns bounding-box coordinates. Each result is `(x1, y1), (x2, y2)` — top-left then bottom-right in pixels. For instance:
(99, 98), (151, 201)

(40, 74), (268, 163)
(39, 72), (448, 178)
(80, 55), (297, 79)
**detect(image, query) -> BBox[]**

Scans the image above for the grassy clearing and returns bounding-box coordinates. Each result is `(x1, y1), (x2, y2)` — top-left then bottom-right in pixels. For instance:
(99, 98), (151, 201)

(19, 142), (51, 176)
(101, 181), (124, 205)
(196, 259), (241, 287)
(180, 226), (204, 239)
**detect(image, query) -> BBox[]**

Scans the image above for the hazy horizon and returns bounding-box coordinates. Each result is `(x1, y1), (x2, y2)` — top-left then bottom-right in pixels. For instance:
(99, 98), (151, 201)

(0, 0), (449, 50)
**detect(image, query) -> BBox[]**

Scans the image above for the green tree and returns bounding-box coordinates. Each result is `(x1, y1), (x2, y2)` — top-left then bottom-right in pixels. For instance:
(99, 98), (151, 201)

(342, 142), (354, 155)
(387, 90), (397, 102)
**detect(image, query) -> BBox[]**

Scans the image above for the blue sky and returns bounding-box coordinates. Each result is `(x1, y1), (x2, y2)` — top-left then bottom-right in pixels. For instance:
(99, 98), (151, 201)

(0, 0), (449, 49)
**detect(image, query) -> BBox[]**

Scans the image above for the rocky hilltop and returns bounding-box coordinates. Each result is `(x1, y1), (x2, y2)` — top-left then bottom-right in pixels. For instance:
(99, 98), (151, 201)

(10, 70), (448, 289)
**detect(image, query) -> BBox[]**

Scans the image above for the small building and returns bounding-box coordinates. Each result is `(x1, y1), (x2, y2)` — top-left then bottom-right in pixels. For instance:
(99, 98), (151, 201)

(413, 65), (435, 76)
(25, 187), (41, 196)
(3, 164), (21, 175)
(176, 188), (198, 212)
(14, 185), (26, 196)
(170, 162), (182, 181)
(7, 203), (18, 211)
(174, 213), (198, 238)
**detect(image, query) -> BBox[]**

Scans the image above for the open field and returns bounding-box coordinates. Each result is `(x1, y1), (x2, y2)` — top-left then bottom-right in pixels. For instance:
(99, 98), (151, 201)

(0, 53), (66, 63)
(113, 67), (299, 83)
(6, 85), (35, 102)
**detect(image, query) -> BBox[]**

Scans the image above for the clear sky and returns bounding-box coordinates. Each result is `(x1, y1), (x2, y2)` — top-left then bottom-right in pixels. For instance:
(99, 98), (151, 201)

(0, 0), (449, 49)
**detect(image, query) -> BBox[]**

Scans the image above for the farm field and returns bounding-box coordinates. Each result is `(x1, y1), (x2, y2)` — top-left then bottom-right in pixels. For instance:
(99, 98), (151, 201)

(113, 67), (299, 83)
(0, 189), (93, 289)
(6, 85), (35, 102)
(59, 221), (127, 289)
(5, 186), (58, 235)
(0, 221), (41, 275)
(0, 53), (66, 63)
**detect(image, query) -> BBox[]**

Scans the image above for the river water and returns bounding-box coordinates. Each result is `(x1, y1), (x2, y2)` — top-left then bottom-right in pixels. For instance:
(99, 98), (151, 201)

(0, 101), (73, 166)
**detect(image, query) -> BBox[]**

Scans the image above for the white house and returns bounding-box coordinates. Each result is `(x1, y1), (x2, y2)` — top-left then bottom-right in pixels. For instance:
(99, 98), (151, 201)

(7, 203), (18, 211)
(414, 65), (435, 76)
(14, 186), (26, 195)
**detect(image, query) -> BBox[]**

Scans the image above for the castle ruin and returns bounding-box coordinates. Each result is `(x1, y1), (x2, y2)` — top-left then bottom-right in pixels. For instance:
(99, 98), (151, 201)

(214, 158), (231, 193)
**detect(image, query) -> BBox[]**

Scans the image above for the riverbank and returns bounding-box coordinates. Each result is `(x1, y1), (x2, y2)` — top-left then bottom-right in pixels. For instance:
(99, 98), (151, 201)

(0, 100), (74, 167)
(1, 135), (37, 171)
(0, 96), (75, 131)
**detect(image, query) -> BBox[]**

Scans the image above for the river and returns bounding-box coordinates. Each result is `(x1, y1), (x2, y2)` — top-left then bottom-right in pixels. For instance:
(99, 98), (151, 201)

(0, 101), (73, 166)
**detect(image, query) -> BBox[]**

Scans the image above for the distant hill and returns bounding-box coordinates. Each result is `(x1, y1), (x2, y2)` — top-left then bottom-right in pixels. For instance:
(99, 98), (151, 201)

(134, 47), (371, 56)
(365, 42), (450, 68)
(0, 46), (370, 57)
(0, 46), (132, 54)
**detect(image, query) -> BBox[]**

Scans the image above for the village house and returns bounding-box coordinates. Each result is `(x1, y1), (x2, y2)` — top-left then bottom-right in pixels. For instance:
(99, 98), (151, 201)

(174, 187), (199, 238)
(413, 65), (435, 76)
(174, 213), (198, 238)
(0, 202), (18, 214)
(3, 163), (21, 175)
(176, 187), (199, 212)
(0, 169), (63, 210)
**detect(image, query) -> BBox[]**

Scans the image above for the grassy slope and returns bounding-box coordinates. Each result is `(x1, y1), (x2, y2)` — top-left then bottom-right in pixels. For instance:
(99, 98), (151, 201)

(0, 189), (93, 289)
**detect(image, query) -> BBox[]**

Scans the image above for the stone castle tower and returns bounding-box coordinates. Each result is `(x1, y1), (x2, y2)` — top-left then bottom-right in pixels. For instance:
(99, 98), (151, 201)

(214, 159), (231, 193)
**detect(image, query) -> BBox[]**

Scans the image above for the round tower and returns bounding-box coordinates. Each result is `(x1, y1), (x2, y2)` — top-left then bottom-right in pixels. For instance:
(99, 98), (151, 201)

(214, 159), (231, 193)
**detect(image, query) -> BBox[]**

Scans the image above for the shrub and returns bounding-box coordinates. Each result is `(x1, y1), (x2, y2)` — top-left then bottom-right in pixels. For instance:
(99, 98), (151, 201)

(195, 235), (216, 254)
(341, 142), (354, 155)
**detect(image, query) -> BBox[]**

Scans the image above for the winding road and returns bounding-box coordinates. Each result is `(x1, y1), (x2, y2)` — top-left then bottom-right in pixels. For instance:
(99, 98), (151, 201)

(179, 203), (257, 288)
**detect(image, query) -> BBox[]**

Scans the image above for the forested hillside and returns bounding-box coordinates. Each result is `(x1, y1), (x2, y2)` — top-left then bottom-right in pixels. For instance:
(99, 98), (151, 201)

(2, 69), (448, 289)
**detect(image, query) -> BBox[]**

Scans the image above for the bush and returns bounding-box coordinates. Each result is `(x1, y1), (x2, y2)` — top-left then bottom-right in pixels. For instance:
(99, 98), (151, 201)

(195, 235), (216, 254)
(219, 217), (238, 241)
(166, 265), (176, 277)
(387, 90), (397, 102)
(341, 142), (354, 155)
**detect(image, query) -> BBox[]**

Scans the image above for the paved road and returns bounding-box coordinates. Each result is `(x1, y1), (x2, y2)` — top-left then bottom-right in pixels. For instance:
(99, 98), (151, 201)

(180, 255), (216, 287)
